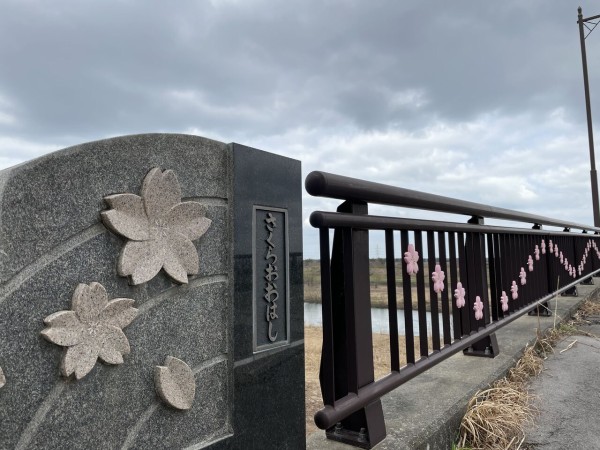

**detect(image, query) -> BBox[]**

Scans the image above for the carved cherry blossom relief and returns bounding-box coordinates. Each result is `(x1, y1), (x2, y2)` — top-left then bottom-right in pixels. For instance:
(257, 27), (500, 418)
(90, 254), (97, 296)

(0, 366), (5, 388)
(41, 282), (138, 380)
(404, 244), (419, 275)
(500, 291), (509, 312)
(155, 356), (196, 410)
(431, 264), (445, 294)
(101, 168), (212, 285)
(454, 282), (466, 308)
(473, 296), (484, 320)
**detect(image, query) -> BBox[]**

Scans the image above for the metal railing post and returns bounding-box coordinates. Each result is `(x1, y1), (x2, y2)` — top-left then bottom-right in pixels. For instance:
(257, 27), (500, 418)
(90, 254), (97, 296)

(324, 200), (385, 449)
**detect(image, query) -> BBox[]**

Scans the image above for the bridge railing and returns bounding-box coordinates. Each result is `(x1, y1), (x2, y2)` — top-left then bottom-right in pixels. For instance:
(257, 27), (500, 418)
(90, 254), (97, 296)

(306, 171), (600, 449)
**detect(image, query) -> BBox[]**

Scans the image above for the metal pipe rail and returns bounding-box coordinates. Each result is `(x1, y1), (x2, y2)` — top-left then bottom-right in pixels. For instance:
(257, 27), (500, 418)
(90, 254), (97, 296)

(306, 171), (600, 232)
(306, 171), (600, 449)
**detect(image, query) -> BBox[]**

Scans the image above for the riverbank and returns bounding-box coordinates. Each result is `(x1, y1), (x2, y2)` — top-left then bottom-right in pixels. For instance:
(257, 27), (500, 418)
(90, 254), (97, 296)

(304, 259), (433, 311)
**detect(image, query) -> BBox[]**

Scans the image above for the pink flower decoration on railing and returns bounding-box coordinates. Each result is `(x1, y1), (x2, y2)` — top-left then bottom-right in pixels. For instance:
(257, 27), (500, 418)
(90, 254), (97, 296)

(454, 282), (466, 308)
(559, 252), (564, 264)
(500, 291), (509, 312)
(511, 281), (519, 300)
(431, 264), (445, 294)
(564, 259), (569, 270)
(578, 266), (582, 276)
(548, 240), (553, 253)
(534, 245), (540, 260)
(527, 255), (534, 271)
(541, 240), (546, 254)
(554, 245), (559, 257)
(404, 244), (419, 275)
(474, 296), (484, 320)
(583, 255), (587, 265)
(519, 267), (527, 285)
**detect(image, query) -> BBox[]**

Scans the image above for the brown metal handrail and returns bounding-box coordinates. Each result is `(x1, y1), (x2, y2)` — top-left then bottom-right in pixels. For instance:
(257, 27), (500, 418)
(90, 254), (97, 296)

(307, 171), (600, 449)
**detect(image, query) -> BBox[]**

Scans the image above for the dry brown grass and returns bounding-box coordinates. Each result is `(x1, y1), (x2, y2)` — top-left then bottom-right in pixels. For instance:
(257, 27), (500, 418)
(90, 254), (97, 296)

(304, 326), (430, 434)
(459, 378), (535, 450)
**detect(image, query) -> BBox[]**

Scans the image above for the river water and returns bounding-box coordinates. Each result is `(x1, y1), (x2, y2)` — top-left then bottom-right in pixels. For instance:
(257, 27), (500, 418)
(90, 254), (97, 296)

(304, 302), (450, 336)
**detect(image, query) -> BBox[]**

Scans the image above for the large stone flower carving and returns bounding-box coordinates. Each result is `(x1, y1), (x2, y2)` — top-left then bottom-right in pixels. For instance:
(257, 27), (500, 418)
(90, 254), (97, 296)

(101, 168), (212, 285)
(41, 282), (138, 380)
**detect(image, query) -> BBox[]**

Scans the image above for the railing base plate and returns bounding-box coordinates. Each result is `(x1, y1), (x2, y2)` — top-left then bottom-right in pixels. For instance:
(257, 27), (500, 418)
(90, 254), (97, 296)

(463, 333), (499, 358)
(326, 425), (372, 449)
(528, 301), (552, 317)
(561, 286), (578, 297)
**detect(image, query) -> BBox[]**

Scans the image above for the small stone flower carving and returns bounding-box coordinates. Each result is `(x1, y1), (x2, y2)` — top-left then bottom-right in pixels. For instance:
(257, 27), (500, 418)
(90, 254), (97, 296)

(519, 267), (526, 285)
(431, 264), (445, 294)
(454, 282), (466, 308)
(527, 255), (534, 272)
(473, 296), (484, 320)
(534, 245), (540, 260)
(155, 356), (196, 410)
(404, 244), (419, 275)
(500, 291), (509, 312)
(41, 282), (138, 380)
(541, 240), (546, 254)
(511, 281), (519, 300)
(101, 168), (212, 285)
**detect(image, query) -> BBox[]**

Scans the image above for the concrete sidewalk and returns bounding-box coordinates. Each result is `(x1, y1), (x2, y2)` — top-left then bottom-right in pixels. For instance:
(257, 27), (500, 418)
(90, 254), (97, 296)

(524, 310), (600, 449)
(306, 283), (599, 450)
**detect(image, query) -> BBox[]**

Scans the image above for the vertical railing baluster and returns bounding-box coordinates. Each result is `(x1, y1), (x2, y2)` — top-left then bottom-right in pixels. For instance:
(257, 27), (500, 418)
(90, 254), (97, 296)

(438, 232), (451, 345)
(457, 232), (470, 336)
(427, 231), (441, 351)
(385, 229), (400, 372)
(414, 231), (429, 357)
(319, 227), (335, 407)
(487, 233), (499, 322)
(448, 232), (461, 341)
(400, 230), (415, 365)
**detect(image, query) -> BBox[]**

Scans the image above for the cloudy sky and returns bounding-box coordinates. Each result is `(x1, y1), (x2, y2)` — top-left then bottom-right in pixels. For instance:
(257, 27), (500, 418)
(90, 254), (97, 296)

(1, 0), (600, 258)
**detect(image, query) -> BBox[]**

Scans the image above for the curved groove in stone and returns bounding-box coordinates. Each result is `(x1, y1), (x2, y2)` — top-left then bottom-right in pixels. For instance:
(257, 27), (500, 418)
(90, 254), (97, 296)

(136, 274), (228, 317)
(183, 427), (234, 450)
(120, 403), (159, 450)
(183, 197), (228, 207)
(0, 224), (106, 305)
(15, 381), (67, 450)
(120, 354), (228, 450)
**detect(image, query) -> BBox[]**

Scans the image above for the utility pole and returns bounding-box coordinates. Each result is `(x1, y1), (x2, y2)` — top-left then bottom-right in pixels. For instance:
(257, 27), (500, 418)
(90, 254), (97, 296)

(578, 6), (600, 227)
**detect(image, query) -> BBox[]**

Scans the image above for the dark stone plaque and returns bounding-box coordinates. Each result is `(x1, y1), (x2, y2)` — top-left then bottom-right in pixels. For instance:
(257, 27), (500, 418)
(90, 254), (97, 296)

(253, 206), (289, 352)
